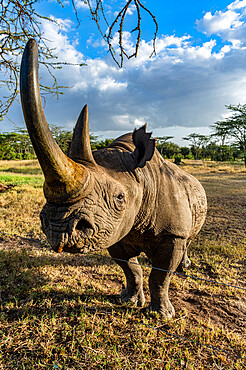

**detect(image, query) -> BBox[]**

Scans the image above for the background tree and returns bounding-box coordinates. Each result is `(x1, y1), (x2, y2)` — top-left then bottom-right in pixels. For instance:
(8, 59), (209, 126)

(157, 141), (180, 159)
(205, 141), (219, 161)
(0, 129), (35, 159)
(182, 133), (209, 160)
(180, 146), (192, 159)
(230, 143), (242, 161)
(93, 138), (114, 150)
(0, 0), (157, 118)
(211, 104), (246, 167)
(49, 125), (112, 153)
(156, 136), (173, 156)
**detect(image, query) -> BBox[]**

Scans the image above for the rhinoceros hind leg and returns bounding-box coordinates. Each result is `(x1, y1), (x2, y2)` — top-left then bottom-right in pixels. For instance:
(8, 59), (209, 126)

(108, 244), (145, 307)
(147, 237), (187, 319)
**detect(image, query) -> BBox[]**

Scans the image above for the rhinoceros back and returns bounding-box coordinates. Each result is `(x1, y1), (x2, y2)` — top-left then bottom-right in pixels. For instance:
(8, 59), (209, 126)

(94, 133), (207, 240)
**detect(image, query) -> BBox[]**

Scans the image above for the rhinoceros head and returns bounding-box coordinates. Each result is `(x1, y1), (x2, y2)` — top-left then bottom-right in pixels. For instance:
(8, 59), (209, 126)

(20, 39), (156, 253)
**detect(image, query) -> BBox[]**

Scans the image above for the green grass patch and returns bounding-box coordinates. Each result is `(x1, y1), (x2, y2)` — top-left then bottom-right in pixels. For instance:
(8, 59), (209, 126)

(0, 172), (43, 186)
(0, 159), (43, 186)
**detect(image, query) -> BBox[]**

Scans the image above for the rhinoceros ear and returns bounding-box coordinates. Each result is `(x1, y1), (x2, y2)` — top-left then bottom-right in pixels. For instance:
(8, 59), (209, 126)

(132, 124), (156, 168)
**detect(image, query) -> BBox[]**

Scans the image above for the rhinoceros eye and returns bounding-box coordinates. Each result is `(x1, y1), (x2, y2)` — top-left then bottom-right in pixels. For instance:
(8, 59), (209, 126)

(114, 192), (126, 211)
(116, 192), (125, 202)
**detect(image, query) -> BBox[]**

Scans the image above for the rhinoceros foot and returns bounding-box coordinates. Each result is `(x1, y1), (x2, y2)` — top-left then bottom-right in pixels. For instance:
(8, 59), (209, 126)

(120, 288), (145, 307)
(145, 299), (175, 320)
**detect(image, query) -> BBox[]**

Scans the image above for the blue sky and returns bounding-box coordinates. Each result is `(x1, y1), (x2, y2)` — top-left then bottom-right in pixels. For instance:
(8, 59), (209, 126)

(2, 0), (246, 144)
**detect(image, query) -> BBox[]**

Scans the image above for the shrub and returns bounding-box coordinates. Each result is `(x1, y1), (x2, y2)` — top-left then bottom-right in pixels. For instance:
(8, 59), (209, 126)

(174, 154), (183, 165)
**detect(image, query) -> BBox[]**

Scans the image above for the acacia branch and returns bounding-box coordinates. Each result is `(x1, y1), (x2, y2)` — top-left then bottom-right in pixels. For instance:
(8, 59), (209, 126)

(88, 0), (158, 68)
(0, 0), (158, 118)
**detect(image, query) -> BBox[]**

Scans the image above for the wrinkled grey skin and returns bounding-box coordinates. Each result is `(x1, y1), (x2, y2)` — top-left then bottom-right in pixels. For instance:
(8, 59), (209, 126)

(20, 39), (207, 320)
(41, 133), (207, 319)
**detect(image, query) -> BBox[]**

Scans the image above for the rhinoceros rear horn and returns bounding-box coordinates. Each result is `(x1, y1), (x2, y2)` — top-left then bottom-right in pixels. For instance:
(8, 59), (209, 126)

(133, 124), (156, 168)
(68, 104), (96, 164)
(20, 39), (91, 203)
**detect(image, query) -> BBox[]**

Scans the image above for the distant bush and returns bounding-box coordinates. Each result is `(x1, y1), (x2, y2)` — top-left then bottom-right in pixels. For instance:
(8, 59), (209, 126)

(174, 154), (183, 165)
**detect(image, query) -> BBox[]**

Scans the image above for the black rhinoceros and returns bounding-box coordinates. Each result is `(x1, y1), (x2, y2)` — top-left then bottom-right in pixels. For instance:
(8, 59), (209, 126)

(20, 39), (207, 319)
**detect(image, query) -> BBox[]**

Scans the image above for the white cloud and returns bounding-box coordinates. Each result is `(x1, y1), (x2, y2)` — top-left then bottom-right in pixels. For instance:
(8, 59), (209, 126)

(196, 1), (246, 53)
(126, 3), (136, 16)
(157, 35), (191, 50)
(113, 1), (136, 16)
(98, 77), (127, 91)
(196, 10), (242, 35)
(185, 40), (217, 59)
(228, 0), (246, 10)
(87, 34), (106, 49)
(214, 44), (232, 59)
(75, 0), (90, 10)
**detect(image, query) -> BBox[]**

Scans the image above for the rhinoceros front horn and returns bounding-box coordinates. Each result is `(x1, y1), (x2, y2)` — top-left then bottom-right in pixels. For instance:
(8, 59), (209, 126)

(20, 39), (92, 203)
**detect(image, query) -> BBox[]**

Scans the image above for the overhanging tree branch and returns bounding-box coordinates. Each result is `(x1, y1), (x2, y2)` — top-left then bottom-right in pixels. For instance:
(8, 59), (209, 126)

(87, 0), (158, 68)
(0, 0), (158, 118)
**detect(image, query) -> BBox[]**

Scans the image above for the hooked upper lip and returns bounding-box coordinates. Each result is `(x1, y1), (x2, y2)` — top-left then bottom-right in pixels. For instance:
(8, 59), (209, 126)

(43, 214), (96, 253)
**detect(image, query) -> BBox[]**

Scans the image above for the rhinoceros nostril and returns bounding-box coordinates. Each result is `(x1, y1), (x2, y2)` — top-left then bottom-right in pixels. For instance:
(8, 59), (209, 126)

(75, 219), (94, 237)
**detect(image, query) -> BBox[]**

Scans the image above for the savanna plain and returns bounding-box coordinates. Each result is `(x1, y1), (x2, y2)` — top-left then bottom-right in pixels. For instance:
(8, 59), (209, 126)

(0, 159), (245, 369)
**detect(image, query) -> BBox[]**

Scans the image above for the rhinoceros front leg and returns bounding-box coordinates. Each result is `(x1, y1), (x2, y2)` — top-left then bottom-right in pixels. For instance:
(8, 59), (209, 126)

(177, 244), (191, 272)
(108, 243), (145, 307)
(147, 237), (187, 319)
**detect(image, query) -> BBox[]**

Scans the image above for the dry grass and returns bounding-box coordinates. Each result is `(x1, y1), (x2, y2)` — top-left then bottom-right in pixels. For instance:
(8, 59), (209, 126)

(179, 159), (246, 175)
(0, 159), (245, 369)
(0, 159), (40, 169)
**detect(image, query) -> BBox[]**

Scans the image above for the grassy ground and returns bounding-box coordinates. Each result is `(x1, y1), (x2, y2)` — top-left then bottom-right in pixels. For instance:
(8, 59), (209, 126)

(0, 160), (245, 369)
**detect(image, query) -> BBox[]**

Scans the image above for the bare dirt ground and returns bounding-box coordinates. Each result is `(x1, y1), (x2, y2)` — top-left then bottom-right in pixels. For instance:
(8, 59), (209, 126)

(197, 172), (246, 245)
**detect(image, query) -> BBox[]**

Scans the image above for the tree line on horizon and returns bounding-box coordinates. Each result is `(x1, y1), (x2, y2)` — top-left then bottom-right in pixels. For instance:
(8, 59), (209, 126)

(0, 104), (245, 167)
(0, 126), (114, 161)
